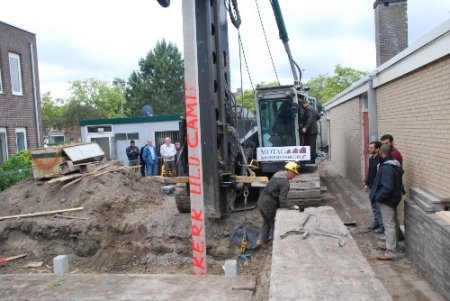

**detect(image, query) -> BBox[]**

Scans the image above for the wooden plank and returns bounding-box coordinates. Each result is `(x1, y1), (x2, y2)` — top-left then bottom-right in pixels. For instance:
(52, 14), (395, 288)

(47, 173), (82, 184)
(234, 176), (269, 184)
(5, 254), (28, 261)
(61, 177), (82, 190)
(0, 207), (84, 221)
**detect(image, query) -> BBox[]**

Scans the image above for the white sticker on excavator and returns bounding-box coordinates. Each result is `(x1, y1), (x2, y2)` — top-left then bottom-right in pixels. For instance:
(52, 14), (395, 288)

(257, 146), (311, 161)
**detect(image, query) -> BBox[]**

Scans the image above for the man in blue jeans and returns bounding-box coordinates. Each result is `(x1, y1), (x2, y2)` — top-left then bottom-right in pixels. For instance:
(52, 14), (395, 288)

(369, 144), (404, 261)
(364, 141), (384, 233)
(142, 139), (158, 176)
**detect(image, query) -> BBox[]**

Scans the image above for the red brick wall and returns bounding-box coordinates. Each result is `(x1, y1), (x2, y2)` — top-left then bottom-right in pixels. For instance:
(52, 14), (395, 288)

(0, 21), (42, 158)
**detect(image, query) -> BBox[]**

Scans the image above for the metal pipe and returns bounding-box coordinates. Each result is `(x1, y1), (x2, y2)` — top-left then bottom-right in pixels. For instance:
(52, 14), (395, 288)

(367, 77), (378, 142)
(271, 0), (300, 83)
(29, 42), (41, 147)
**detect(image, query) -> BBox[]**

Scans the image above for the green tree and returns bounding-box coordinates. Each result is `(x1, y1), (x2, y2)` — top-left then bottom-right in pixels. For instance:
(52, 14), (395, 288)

(235, 89), (256, 114)
(306, 65), (367, 104)
(64, 78), (127, 128)
(235, 81), (281, 114)
(125, 39), (184, 116)
(41, 92), (65, 135)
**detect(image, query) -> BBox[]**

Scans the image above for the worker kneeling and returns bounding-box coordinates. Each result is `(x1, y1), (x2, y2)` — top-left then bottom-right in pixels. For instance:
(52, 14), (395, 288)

(257, 161), (299, 249)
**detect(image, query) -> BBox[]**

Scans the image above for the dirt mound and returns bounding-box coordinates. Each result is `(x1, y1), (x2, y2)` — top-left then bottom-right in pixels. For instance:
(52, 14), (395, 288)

(0, 169), (266, 276)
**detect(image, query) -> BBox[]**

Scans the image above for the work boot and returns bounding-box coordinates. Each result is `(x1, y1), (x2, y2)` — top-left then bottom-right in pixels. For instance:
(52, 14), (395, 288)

(374, 227), (385, 234)
(367, 224), (380, 230)
(376, 255), (394, 261)
(377, 249), (397, 261)
(256, 240), (267, 249)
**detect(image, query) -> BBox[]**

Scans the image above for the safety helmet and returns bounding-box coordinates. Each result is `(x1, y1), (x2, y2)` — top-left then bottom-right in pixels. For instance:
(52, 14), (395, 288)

(284, 162), (299, 175)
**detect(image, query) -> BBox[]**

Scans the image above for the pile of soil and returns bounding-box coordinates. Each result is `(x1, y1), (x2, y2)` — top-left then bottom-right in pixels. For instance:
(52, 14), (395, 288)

(0, 169), (270, 281)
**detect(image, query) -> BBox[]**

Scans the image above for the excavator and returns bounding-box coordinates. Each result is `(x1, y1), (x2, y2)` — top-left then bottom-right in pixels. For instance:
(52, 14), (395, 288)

(156, 0), (322, 217)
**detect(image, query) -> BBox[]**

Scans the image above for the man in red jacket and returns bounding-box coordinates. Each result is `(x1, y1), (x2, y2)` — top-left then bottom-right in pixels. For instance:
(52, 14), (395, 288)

(380, 134), (402, 165)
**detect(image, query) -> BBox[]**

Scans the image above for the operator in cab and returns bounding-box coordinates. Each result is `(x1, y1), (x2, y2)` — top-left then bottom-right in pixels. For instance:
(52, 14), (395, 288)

(298, 96), (319, 164)
(256, 161), (300, 249)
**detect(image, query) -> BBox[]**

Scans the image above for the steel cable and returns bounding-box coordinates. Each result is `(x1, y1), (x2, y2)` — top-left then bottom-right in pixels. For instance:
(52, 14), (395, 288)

(256, 0), (280, 85)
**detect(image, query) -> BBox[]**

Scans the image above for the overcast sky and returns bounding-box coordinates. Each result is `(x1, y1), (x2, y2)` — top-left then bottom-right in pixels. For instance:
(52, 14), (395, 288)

(1, 0), (449, 99)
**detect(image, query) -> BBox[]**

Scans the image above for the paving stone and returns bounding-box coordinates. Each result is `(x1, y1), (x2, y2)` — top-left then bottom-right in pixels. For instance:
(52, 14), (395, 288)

(270, 207), (392, 301)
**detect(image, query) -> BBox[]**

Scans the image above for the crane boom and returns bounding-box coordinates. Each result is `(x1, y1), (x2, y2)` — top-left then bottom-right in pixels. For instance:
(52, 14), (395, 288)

(270, 0), (302, 84)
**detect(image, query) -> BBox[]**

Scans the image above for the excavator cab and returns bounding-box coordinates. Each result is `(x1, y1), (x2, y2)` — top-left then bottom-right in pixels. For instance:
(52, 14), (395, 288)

(254, 85), (312, 174)
(259, 94), (297, 147)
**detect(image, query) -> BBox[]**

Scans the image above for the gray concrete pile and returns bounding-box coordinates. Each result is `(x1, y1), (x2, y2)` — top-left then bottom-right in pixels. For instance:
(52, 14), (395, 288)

(287, 171), (322, 209)
(405, 186), (450, 300)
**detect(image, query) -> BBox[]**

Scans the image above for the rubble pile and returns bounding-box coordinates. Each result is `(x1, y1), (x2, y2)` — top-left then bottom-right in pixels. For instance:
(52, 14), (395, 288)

(0, 167), (265, 275)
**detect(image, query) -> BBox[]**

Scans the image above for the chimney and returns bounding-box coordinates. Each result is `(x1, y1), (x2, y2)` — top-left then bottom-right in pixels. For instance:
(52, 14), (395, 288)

(374, 0), (408, 66)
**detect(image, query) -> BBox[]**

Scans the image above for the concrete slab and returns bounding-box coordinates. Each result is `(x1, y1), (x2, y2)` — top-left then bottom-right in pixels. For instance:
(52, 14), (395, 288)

(0, 274), (255, 301)
(270, 206), (392, 301)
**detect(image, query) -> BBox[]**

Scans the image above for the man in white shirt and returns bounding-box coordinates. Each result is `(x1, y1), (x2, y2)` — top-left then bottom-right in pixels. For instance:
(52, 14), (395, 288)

(160, 137), (177, 177)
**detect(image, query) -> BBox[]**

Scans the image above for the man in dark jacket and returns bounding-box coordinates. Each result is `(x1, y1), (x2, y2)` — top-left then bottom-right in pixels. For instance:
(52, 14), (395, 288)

(380, 133), (404, 241)
(126, 140), (140, 167)
(257, 162), (299, 249)
(299, 97), (319, 163)
(369, 144), (404, 261)
(364, 141), (383, 233)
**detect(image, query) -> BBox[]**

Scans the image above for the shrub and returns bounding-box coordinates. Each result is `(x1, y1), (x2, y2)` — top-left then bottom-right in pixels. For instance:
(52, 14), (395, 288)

(0, 150), (32, 191)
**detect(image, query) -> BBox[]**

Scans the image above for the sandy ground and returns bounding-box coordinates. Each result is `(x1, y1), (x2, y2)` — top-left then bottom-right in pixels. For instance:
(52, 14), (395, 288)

(0, 161), (445, 301)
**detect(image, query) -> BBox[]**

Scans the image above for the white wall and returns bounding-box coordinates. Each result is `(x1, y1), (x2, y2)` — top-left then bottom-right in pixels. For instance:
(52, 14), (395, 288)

(81, 120), (179, 165)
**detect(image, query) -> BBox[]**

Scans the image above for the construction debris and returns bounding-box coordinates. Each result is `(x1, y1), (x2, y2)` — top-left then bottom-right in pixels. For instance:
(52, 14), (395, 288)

(30, 143), (105, 180)
(24, 262), (43, 268)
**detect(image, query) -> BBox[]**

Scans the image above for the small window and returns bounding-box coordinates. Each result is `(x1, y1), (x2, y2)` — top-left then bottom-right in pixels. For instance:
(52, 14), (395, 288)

(0, 128), (8, 163)
(0, 66), (3, 93)
(87, 125), (112, 133)
(127, 133), (139, 140)
(15, 127), (27, 152)
(49, 135), (65, 145)
(9, 53), (23, 96)
(362, 94), (368, 111)
(115, 133), (127, 141)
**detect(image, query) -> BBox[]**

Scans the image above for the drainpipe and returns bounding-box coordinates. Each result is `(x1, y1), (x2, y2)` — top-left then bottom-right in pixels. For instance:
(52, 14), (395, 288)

(367, 77), (378, 142)
(30, 42), (41, 147)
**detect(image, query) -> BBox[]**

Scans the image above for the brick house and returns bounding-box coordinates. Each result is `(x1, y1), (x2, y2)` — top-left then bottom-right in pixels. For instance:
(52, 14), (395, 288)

(323, 6), (450, 297)
(0, 21), (42, 164)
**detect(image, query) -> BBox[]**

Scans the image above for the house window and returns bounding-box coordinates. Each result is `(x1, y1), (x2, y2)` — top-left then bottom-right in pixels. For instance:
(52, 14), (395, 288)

(0, 128), (8, 164)
(15, 127), (27, 152)
(9, 53), (23, 96)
